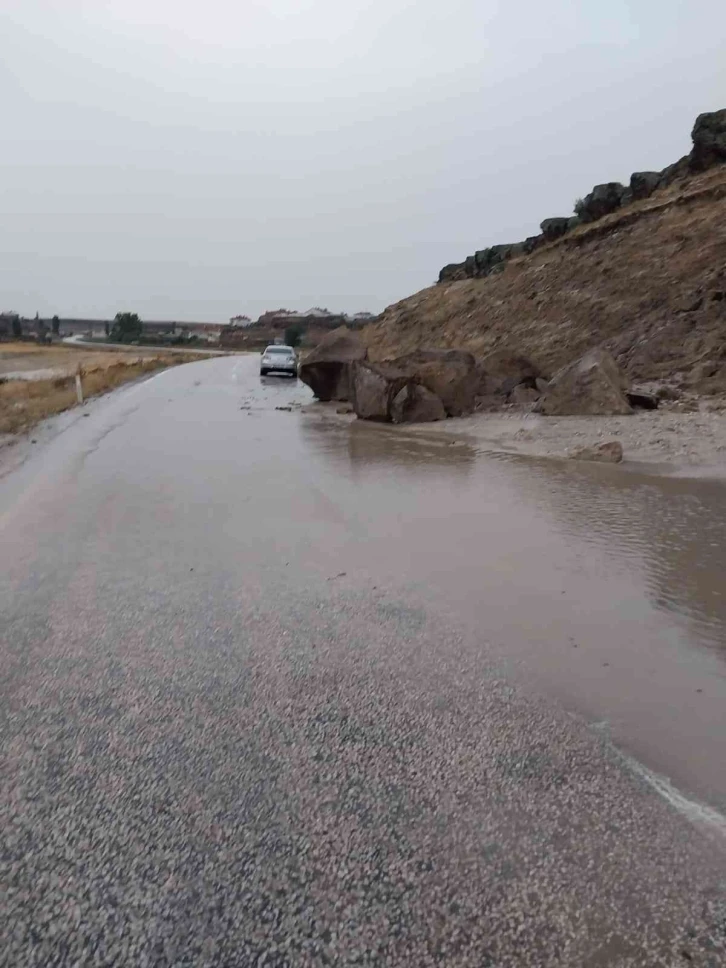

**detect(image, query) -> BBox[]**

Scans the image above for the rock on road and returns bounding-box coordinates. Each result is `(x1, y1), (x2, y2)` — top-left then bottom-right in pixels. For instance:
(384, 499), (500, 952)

(1, 355), (725, 967)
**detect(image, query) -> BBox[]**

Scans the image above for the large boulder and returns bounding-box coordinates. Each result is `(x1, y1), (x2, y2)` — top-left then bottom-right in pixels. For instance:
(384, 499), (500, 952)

(390, 384), (446, 424)
(509, 385), (541, 407)
(298, 326), (367, 401)
(391, 349), (478, 416)
(539, 348), (633, 416)
(690, 109), (726, 171)
(475, 351), (542, 396)
(350, 361), (411, 421)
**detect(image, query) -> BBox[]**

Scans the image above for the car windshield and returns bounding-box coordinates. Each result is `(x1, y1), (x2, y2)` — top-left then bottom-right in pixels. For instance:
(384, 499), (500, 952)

(265, 347), (294, 355)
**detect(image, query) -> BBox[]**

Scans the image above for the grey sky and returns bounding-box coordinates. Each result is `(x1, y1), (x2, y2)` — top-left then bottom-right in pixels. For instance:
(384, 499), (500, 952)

(2, 1), (724, 322)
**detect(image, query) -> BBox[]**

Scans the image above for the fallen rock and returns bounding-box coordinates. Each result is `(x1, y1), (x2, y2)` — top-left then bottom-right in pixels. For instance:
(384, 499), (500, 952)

(350, 361), (410, 421)
(336, 404), (354, 414)
(474, 393), (506, 413)
(509, 385), (541, 406)
(298, 326), (367, 402)
(476, 351), (542, 396)
(540, 348), (633, 416)
(569, 440), (624, 463)
(392, 349), (479, 416)
(390, 384), (446, 424)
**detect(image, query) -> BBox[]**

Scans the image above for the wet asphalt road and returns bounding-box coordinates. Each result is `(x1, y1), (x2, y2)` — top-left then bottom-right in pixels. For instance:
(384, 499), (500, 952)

(2, 355), (725, 967)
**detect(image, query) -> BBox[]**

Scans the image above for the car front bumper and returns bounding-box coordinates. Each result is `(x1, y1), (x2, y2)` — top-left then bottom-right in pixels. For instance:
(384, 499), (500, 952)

(261, 364), (297, 374)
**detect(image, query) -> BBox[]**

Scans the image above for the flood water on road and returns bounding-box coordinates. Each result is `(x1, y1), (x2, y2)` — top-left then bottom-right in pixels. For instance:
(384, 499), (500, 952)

(287, 401), (726, 814)
(4, 355), (724, 817)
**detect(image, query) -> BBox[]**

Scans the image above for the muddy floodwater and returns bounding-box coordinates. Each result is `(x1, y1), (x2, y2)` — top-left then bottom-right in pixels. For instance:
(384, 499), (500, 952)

(280, 397), (726, 814)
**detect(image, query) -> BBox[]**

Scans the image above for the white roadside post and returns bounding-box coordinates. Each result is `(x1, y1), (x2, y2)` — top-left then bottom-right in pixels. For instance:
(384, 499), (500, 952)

(75, 365), (84, 405)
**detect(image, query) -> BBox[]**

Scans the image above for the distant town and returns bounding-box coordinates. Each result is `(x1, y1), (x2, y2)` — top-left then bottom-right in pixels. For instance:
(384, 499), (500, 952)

(0, 307), (378, 349)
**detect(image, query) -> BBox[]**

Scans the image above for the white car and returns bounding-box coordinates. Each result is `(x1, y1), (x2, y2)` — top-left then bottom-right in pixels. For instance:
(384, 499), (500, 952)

(260, 345), (298, 378)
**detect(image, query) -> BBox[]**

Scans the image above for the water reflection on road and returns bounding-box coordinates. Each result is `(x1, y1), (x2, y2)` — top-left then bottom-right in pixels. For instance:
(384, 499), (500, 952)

(299, 411), (726, 810)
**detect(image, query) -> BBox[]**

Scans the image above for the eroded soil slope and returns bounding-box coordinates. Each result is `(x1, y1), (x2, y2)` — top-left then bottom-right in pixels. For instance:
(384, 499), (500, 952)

(366, 166), (726, 392)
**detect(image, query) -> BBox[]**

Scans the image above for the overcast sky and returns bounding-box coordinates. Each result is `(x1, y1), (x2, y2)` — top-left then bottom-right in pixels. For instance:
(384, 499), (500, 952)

(2, 1), (724, 322)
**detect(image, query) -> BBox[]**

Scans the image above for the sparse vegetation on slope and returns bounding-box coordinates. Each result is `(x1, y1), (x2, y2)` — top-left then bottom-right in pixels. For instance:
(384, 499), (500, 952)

(365, 164), (726, 395)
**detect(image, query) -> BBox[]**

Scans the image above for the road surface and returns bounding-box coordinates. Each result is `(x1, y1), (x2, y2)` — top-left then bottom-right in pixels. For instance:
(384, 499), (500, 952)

(2, 355), (725, 966)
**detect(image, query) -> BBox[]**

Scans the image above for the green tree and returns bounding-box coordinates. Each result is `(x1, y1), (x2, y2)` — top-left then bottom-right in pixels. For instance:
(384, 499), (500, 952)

(11, 315), (22, 338)
(51, 315), (60, 335)
(110, 312), (142, 343)
(284, 323), (303, 348)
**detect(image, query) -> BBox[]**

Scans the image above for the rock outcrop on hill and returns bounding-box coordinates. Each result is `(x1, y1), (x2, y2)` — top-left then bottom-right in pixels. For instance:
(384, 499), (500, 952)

(437, 109), (726, 284)
(364, 109), (726, 397)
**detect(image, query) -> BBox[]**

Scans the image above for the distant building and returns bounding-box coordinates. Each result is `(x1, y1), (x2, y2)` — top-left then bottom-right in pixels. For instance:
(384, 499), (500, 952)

(142, 321), (227, 342)
(256, 308), (347, 331)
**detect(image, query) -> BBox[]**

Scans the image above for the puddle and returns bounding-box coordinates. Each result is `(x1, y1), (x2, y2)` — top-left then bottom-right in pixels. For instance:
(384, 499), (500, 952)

(295, 413), (726, 811)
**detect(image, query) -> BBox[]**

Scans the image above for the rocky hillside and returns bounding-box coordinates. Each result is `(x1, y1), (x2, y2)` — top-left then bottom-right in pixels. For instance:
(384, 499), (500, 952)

(365, 110), (726, 394)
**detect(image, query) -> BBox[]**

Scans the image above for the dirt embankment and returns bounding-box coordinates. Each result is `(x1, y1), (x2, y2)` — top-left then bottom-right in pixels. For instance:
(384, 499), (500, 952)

(364, 165), (726, 396)
(0, 344), (192, 435)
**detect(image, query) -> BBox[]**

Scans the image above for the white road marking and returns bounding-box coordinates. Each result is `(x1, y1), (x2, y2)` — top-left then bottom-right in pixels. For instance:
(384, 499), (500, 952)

(621, 752), (726, 838)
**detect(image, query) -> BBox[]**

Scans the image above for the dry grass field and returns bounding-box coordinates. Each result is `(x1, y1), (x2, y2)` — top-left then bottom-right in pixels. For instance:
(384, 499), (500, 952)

(0, 344), (192, 434)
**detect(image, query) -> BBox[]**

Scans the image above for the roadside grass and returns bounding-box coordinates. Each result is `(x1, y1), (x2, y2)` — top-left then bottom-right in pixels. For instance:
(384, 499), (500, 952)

(0, 354), (189, 434)
(0, 342), (57, 355)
